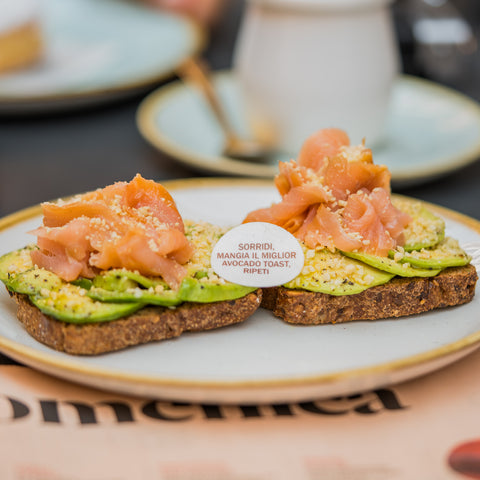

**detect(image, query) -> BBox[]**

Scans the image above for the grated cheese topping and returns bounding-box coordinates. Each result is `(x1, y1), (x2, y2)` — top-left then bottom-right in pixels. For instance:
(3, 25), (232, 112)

(286, 242), (387, 289)
(184, 220), (228, 285)
(392, 197), (445, 248)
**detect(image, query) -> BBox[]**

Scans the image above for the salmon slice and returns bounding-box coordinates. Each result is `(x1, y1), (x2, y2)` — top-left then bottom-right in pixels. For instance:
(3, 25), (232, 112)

(296, 204), (364, 252)
(243, 181), (334, 232)
(298, 128), (350, 170)
(342, 188), (411, 255)
(124, 174), (184, 232)
(244, 128), (411, 256)
(321, 156), (391, 202)
(30, 174), (194, 289)
(31, 219), (97, 281)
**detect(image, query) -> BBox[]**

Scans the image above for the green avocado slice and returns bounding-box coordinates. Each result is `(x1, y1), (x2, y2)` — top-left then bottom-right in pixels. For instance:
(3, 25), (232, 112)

(30, 295), (144, 324)
(87, 269), (182, 306)
(93, 269), (167, 290)
(284, 248), (394, 295)
(393, 198), (445, 251)
(0, 246), (35, 286)
(86, 286), (182, 307)
(178, 277), (257, 303)
(342, 250), (442, 277)
(7, 268), (64, 295)
(89, 268), (256, 305)
(70, 277), (94, 290)
(393, 237), (471, 269)
(8, 269), (144, 323)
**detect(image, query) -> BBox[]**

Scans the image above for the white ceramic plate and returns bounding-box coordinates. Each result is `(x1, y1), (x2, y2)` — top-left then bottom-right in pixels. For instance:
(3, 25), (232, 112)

(137, 73), (480, 187)
(0, 179), (479, 404)
(0, 0), (204, 113)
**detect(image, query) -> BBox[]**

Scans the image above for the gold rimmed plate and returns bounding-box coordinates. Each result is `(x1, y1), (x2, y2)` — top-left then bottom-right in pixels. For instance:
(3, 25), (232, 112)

(0, 178), (479, 403)
(0, 0), (204, 114)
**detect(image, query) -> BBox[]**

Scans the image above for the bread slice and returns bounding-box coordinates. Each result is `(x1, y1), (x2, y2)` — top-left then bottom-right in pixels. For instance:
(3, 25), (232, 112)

(261, 264), (477, 325)
(9, 290), (262, 355)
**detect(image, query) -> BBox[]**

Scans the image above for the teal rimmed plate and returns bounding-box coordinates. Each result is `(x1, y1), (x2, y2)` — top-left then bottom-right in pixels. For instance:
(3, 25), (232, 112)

(137, 73), (480, 187)
(0, 0), (204, 113)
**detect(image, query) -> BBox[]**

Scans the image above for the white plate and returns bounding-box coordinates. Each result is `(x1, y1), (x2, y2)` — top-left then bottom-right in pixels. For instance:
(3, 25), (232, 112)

(0, 0), (204, 113)
(0, 179), (479, 403)
(137, 73), (480, 187)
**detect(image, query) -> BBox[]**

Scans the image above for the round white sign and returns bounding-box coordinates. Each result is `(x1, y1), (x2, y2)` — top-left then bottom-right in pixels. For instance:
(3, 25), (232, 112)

(211, 222), (305, 288)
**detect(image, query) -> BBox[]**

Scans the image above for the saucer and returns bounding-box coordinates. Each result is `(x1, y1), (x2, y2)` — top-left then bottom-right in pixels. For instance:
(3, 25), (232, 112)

(137, 72), (480, 186)
(0, 0), (204, 114)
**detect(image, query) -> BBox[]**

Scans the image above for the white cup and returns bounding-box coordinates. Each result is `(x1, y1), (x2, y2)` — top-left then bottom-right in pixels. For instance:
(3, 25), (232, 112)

(233, 0), (400, 154)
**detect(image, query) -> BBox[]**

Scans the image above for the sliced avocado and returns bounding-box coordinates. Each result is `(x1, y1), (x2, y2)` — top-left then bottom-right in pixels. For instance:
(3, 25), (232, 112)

(392, 198), (445, 251)
(86, 285), (182, 307)
(93, 269), (167, 290)
(93, 272), (137, 291)
(8, 268), (144, 323)
(30, 294), (144, 324)
(89, 269), (181, 306)
(0, 246), (35, 285)
(89, 272), (256, 305)
(70, 277), (93, 290)
(8, 268), (63, 295)
(193, 270), (210, 280)
(395, 237), (471, 269)
(284, 248), (394, 295)
(342, 250), (441, 277)
(178, 277), (256, 303)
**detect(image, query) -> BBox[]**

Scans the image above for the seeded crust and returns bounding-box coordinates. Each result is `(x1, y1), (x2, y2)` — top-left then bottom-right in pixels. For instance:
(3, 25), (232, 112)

(9, 290), (262, 355)
(261, 265), (477, 325)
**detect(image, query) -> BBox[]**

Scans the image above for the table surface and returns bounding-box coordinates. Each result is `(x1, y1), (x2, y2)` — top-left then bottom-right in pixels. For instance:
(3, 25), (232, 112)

(0, 0), (479, 366)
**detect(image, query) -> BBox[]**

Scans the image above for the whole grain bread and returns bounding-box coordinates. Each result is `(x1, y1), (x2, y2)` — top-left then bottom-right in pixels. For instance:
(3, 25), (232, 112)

(261, 264), (477, 325)
(10, 290), (262, 355)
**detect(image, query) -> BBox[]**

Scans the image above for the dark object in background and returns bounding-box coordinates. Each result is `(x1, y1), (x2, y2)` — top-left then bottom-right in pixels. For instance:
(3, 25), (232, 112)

(393, 0), (479, 100)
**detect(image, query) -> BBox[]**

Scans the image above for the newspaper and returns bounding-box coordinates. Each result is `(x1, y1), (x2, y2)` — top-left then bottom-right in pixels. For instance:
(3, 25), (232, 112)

(2, 348), (480, 480)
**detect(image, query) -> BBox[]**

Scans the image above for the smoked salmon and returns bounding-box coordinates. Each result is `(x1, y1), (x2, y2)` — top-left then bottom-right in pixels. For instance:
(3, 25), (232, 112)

(30, 174), (194, 289)
(244, 129), (411, 256)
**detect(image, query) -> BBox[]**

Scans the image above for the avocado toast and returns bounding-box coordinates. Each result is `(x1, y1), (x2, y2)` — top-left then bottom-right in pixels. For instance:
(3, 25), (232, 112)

(0, 177), (261, 355)
(244, 129), (477, 324)
(261, 197), (477, 324)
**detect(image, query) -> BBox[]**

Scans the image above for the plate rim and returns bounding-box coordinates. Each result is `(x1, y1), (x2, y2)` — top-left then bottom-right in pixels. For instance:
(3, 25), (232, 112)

(0, 0), (206, 107)
(389, 75), (480, 183)
(136, 72), (480, 183)
(0, 177), (479, 398)
(136, 72), (277, 178)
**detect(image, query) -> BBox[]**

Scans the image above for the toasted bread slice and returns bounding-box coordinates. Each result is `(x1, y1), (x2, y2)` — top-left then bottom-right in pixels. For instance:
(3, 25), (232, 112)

(261, 265), (477, 325)
(9, 290), (262, 355)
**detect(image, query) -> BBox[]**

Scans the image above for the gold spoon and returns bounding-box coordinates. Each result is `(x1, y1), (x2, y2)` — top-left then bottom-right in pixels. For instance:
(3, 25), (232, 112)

(176, 57), (276, 163)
